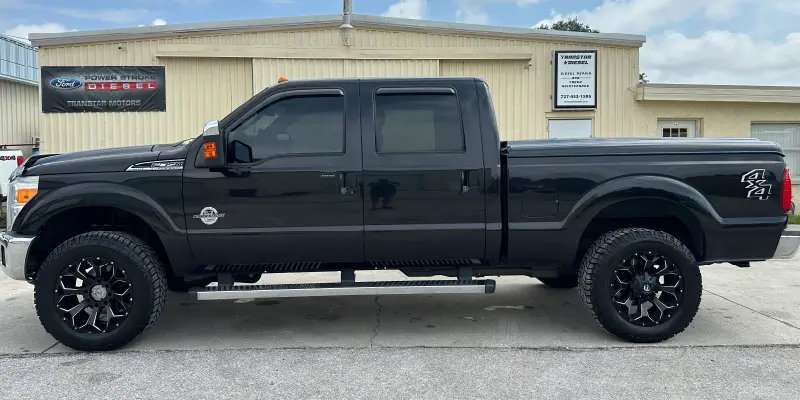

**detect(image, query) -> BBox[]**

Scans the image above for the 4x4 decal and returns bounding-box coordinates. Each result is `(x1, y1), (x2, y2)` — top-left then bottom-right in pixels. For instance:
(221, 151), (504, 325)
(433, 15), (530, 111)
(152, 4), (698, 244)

(741, 169), (772, 200)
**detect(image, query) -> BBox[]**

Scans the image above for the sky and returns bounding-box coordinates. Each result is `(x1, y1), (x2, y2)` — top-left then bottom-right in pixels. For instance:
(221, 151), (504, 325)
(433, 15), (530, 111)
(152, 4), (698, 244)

(2, 0), (799, 86)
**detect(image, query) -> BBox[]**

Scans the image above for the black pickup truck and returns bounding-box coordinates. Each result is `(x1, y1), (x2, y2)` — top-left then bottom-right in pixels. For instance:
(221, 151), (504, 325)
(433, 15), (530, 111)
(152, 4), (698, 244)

(2, 77), (798, 351)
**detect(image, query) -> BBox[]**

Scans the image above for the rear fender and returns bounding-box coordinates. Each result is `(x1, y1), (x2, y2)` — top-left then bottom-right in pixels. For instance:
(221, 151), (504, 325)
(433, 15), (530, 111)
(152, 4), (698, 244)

(565, 175), (721, 257)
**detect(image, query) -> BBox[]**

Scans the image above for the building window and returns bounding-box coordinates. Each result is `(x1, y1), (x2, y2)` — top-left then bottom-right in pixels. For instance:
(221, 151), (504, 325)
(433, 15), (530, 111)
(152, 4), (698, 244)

(547, 119), (592, 139)
(663, 127), (689, 137)
(658, 120), (697, 138)
(752, 123), (800, 178)
(227, 94), (345, 163)
(374, 92), (465, 153)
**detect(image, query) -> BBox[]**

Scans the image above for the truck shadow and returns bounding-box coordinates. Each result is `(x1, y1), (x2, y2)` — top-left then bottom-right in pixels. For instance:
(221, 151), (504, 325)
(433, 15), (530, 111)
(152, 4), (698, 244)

(144, 282), (618, 350)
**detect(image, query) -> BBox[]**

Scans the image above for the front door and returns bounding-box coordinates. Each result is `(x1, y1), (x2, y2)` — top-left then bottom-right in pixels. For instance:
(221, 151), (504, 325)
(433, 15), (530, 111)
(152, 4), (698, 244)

(359, 80), (487, 262)
(183, 82), (363, 265)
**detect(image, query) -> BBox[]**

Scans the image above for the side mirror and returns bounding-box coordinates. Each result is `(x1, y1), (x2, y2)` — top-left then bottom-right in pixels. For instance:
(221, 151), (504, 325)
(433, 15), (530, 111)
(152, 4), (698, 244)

(197, 120), (224, 168)
(230, 140), (253, 164)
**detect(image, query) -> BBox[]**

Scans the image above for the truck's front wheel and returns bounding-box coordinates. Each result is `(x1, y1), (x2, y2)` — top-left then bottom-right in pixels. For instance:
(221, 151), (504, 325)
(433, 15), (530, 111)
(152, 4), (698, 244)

(34, 231), (167, 351)
(578, 228), (702, 343)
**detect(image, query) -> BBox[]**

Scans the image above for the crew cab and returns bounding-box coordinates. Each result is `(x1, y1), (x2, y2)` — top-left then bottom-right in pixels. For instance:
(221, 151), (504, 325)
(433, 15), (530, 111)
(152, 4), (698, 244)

(2, 77), (798, 351)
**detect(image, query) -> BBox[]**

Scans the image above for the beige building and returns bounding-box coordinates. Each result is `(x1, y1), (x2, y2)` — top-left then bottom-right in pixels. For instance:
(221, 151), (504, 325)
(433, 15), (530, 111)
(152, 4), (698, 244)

(0, 78), (39, 149)
(27, 14), (800, 176)
(1, 36), (39, 153)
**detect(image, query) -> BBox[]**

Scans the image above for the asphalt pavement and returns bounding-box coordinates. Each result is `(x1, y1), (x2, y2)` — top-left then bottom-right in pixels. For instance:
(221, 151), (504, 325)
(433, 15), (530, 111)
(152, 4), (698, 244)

(1, 258), (799, 399)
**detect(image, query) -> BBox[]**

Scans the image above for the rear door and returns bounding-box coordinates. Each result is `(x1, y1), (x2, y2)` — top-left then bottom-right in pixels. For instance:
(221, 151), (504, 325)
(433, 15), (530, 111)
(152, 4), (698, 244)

(183, 81), (364, 265)
(359, 79), (487, 262)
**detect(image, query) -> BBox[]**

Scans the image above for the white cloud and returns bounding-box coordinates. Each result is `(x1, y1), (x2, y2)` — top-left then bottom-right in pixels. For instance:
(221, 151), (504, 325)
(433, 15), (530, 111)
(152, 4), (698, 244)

(642, 30), (800, 85)
(457, 0), (544, 26)
(456, 4), (490, 25)
(56, 8), (150, 24)
(3, 23), (71, 43)
(533, 0), (754, 34)
(774, 0), (800, 15)
(151, 18), (167, 26)
(383, 0), (427, 20)
(492, 0), (543, 6)
(532, 0), (800, 85)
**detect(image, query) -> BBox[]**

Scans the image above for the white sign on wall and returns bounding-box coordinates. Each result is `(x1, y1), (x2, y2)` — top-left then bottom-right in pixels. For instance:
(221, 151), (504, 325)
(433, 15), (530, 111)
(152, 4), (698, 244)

(552, 50), (597, 110)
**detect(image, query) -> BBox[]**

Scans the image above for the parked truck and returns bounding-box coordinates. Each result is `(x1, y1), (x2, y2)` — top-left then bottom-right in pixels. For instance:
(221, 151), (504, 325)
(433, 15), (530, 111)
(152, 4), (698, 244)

(2, 77), (798, 351)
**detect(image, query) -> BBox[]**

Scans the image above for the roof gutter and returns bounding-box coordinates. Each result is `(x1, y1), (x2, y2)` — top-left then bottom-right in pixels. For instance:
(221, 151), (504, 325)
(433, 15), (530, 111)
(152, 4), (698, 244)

(0, 74), (39, 87)
(30, 14), (646, 48)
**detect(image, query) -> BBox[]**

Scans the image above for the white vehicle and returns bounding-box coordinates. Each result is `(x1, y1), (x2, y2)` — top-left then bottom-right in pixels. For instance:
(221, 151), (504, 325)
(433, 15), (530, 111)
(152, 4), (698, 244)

(0, 149), (24, 201)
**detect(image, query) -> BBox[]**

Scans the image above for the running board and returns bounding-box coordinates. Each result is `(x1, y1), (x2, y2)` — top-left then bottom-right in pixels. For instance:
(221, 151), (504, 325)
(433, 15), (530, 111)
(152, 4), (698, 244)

(191, 279), (496, 300)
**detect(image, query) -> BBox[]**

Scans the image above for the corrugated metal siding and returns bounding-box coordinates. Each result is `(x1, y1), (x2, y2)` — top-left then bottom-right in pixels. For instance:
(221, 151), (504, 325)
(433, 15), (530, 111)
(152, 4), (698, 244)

(354, 29), (639, 139)
(441, 60), (530, 140)
(38, 26), (640, 152)
(0, 36), (38, 83)
(442, 45), (637, 140)
(41, 56), (253, 153)
(253, 58), (438, 92)
(0, 79), (39, 146)
(637, 101), (800, 138)
(38, 29), (339, 153)
(165, 58), (253, 144)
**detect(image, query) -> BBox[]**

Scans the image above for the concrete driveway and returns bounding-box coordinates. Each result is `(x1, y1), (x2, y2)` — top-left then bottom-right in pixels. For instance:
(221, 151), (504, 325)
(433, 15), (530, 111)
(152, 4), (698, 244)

(1, 259), (799, 398)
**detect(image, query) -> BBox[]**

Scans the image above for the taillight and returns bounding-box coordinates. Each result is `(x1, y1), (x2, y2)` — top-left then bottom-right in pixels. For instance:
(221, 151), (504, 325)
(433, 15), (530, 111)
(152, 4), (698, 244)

(782, 168), (792, 213)
(15, 155), (23, 167)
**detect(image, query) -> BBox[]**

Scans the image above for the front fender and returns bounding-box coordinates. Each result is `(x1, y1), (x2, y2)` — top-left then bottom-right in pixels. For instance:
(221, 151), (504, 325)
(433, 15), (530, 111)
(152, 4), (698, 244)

(565, 174), (722, 232)
(15, 182), (182, 235)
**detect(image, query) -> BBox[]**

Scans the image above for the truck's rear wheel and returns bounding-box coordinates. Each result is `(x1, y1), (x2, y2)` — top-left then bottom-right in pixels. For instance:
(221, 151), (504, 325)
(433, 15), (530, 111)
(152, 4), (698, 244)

(34, 231), (167, 352)
(578, 228), (701, 343)
(537, 275), (578, 289)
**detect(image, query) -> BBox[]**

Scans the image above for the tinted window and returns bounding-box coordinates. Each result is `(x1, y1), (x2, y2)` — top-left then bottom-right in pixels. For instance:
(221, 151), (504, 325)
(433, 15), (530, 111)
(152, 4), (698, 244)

(374, 92), (464, 153)
(227, 95), (345, 163)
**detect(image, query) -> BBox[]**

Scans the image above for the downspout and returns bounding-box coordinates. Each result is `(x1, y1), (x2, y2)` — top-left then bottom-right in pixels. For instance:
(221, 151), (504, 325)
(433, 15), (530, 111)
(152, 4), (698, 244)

(340, 0), (353, 47)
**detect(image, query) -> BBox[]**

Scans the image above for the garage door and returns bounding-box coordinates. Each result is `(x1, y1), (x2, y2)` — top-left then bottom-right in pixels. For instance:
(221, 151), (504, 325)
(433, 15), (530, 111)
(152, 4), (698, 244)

(252, 59), (439, 93)
(751, 123), (800, 178)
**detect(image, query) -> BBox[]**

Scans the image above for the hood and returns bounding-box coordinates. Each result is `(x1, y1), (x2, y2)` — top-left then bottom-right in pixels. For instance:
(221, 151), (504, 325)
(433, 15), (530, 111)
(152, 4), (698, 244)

(26, 144), (167, 175)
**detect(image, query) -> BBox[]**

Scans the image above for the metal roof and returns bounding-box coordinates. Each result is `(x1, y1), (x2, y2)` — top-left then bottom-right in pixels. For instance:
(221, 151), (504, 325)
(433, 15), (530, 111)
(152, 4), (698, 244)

(29, 14), (646, 48)
(0, 34), (39, 86)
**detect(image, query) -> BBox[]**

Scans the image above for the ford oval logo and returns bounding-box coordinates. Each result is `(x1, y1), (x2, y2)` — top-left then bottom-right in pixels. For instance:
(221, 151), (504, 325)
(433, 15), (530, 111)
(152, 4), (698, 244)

(49, 77), (83, 90)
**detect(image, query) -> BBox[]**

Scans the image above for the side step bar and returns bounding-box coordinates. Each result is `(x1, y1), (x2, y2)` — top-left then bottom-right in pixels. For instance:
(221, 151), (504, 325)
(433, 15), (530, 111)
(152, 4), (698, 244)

(191, 279), (496, 301)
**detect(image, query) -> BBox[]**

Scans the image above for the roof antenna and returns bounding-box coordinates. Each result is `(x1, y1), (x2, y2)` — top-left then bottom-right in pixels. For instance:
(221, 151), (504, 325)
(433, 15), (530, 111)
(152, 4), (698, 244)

(340, 0), (353, 46)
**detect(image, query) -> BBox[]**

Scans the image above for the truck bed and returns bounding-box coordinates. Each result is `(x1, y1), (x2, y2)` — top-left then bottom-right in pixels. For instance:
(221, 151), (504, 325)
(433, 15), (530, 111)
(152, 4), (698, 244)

(502, 137), (787, 267)
(504, 137), (784, 158)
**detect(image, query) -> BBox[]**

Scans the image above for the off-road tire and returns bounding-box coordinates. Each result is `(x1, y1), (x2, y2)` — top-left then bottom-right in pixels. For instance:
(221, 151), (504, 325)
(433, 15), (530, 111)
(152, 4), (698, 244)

(537, 275), (579, 289)
(34, 231), (167, 351)
(578, 227), (702, 343)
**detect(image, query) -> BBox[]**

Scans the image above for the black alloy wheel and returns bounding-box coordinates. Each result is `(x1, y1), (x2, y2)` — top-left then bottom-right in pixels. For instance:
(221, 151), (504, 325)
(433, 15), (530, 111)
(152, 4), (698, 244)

(55, 257), (134, 334)
(35, 231), (167, 352)
(578, 228), (702, 343)
(610, 251), (683, 327)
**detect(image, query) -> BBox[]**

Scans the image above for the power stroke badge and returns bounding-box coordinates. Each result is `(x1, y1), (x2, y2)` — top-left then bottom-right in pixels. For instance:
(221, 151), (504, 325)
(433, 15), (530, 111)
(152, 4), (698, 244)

(741, 169), (772, 200)
(193, 207), (225, 225)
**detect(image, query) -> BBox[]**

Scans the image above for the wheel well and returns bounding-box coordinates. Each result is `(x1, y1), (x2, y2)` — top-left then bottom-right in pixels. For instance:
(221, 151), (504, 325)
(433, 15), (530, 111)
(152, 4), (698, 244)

(573, 198), (704, 268)
(26, 206), (171, 281)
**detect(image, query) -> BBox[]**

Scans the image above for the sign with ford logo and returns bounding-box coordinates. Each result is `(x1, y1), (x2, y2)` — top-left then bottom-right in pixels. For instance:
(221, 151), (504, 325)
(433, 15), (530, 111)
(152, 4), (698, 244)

(41, 66), (166, 113)
(49, 77), (84, 90)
